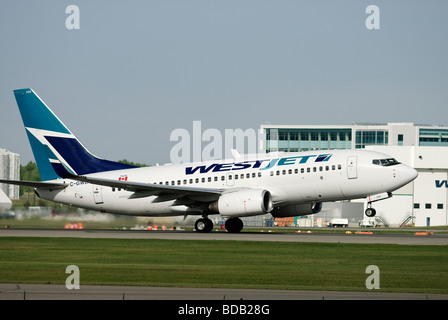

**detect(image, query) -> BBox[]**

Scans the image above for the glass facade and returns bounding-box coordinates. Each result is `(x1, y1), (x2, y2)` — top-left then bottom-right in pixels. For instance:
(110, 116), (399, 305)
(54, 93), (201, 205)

(266, 128), (352, 152)
(354, 130), (389, 149)
(264, 124), (448, 153)
(419, 129), (448, 147)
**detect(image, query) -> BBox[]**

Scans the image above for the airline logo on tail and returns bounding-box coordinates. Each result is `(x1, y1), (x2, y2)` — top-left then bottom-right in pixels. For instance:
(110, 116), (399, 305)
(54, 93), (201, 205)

(14, 88), (136, 180)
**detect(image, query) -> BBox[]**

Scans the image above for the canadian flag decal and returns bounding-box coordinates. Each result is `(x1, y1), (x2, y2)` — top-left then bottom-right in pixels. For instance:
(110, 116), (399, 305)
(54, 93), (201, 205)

(118, 175), (128, 181)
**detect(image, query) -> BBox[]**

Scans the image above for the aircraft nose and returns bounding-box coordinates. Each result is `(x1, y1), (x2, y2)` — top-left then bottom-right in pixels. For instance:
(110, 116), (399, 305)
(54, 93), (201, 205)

(399, 164), (418, 183)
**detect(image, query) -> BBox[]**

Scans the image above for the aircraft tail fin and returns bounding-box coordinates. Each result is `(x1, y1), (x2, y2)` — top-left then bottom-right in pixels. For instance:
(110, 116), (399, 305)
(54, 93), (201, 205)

(13, 88), (136, 181)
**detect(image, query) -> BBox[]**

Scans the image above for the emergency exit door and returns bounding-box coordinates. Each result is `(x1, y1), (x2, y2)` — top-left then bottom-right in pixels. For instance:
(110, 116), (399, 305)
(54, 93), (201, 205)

(347, 156), (358, 179)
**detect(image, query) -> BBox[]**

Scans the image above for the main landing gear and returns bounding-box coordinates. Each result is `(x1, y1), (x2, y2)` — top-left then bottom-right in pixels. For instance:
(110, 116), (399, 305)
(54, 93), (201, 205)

(194, 217), (244, 233)
(194, 217), (213, 233)
(225, 217), (244, 233)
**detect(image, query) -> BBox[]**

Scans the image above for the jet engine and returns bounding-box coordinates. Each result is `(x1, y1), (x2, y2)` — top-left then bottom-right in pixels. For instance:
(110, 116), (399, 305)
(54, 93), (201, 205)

(209, 189), (273, 217)
(271, 202), (322, 218)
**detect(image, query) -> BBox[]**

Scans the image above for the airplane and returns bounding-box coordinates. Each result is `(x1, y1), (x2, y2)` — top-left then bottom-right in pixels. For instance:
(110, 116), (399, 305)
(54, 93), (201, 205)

(0, 88), (418, 233)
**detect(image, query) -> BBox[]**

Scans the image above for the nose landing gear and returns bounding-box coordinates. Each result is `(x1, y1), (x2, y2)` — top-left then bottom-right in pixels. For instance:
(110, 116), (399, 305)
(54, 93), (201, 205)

(364, 192), (392, 217)
(365, 204), (377, 217)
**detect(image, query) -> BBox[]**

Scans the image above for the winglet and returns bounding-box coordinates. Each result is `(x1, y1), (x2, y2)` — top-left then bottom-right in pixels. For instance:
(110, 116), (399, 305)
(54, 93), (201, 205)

(231, 149), (241, 160)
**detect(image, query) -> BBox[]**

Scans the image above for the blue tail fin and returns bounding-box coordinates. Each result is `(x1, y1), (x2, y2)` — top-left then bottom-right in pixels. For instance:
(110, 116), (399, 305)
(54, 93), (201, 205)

(14, 88), (136, 180)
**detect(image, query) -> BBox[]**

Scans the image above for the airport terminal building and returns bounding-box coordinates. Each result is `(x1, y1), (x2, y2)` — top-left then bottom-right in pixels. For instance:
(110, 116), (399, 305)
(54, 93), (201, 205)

(261, 123), (448, 227)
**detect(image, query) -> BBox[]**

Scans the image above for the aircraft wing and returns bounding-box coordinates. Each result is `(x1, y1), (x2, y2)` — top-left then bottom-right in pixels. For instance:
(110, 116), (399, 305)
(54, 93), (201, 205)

(64, 173), (223, 201)
(0, 179), (68, 190)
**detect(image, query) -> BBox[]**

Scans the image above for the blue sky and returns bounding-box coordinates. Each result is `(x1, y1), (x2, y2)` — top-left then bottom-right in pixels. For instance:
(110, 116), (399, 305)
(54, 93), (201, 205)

(1, 0), (447, 165)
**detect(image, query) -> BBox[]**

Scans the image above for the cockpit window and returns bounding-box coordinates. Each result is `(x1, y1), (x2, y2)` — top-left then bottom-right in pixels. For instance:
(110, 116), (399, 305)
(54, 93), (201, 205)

(372, 158), (400, 166)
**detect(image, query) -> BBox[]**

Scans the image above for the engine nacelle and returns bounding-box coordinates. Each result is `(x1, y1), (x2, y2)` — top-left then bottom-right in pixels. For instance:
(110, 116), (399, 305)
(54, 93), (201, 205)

(271, 202), (322, 218)
(209, 189), (273, 217)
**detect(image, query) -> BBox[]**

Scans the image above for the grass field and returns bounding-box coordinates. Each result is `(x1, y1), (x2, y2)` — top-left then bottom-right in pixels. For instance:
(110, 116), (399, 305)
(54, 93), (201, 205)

(1, 237), (447, 294)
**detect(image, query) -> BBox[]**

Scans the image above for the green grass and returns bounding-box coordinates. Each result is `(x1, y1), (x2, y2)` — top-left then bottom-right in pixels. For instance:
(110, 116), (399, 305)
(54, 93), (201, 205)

(0, 237), (447, 293)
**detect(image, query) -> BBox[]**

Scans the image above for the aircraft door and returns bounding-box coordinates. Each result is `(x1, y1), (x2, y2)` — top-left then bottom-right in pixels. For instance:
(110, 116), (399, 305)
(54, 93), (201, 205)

(347, 156), (358, 179)
(93, 185), (104, 204)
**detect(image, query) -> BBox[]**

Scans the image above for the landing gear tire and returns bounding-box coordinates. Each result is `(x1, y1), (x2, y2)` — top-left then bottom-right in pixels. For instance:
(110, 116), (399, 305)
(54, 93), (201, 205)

(225, 218), (244, 233)
(195, 218), (213, 233)
(365, 207), (377, 217)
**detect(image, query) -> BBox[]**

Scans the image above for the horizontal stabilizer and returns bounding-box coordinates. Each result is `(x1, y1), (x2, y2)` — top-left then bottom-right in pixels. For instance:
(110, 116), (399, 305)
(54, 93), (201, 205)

(0, 179), (67, 190)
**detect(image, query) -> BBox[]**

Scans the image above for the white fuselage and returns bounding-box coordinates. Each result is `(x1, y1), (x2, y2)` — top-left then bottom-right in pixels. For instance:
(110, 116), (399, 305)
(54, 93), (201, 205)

(36, 149), (418, 218)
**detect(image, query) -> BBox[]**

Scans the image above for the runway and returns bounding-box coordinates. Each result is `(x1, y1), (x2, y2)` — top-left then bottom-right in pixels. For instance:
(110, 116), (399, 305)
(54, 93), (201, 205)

(1, 228), (447, 245)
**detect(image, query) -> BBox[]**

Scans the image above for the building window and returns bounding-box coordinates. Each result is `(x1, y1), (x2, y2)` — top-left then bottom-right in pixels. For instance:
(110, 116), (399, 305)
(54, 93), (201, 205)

(414, 203), (420, 209)
(355, 130), (388, 148)
(419, 129), (448, 146)
(425, 203), (432, 209)
(398, 134), (403, 146)
(437, 203), (444, 210)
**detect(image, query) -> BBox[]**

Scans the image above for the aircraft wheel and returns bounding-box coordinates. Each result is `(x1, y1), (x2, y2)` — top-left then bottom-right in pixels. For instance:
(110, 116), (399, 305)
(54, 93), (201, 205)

(225, 218), (244, 233)
(195, 218), (213, 233)
(365, 208), (377, 217)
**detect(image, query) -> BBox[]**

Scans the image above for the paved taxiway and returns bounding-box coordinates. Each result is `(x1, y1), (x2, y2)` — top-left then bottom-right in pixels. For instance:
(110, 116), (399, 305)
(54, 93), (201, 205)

(1, 228), (447, 245)
(1, 283), (447, 300)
